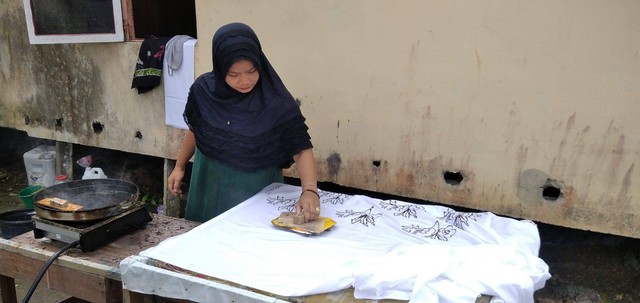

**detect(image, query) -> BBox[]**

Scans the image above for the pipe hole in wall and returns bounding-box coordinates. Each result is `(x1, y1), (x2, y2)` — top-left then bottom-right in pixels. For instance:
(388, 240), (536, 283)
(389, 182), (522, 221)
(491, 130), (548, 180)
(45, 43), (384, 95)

(54, 118), (63, 127)
(542, 184), (562, 201)
(443, 170), (464, 186)
(92, 122), (104, 134)
(372, 160), (381, 167)
(24, 115), (31, 125)
(135, 131), (143, 140)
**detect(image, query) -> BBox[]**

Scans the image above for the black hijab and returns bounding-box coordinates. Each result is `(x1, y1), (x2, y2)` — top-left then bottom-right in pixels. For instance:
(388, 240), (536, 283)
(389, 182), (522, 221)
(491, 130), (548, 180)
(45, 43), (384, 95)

(183, 23), (312, 171)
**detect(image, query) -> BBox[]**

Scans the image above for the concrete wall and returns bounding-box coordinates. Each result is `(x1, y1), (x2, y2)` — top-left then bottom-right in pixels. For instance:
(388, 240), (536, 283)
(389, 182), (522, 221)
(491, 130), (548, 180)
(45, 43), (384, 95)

(1, 0), (639, 237)
(0, 0), (185, 160)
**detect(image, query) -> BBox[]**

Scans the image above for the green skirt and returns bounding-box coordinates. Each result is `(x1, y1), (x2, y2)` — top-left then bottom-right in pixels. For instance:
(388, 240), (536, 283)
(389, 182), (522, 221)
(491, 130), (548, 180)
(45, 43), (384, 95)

(185, 148), (283, 223)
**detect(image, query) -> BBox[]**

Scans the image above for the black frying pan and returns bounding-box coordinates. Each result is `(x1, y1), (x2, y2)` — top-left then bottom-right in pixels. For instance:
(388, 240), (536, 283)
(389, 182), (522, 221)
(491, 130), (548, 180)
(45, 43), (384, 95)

(33, 179), (140, 221)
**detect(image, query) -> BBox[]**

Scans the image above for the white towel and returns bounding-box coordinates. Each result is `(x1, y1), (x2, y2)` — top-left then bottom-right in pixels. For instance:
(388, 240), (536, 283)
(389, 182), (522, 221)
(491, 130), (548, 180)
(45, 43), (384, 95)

(163, 38), (196, 130)
(165, 35), (194, 74)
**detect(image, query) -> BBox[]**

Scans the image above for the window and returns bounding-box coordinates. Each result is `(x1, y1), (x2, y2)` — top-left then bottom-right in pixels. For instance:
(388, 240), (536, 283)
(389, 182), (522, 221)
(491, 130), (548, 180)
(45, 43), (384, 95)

(23, 0), (124, 44)
(126, 0), (197, 40)
(23, 0), (197, 44)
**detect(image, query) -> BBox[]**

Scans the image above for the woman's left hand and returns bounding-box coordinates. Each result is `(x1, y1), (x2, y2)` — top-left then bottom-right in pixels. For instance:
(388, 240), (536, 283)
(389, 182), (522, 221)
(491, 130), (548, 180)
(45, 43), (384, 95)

(296, 189), (321, 222)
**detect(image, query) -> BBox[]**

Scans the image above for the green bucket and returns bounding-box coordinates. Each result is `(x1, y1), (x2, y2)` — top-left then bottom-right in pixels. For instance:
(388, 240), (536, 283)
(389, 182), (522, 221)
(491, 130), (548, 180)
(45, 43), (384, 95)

(18, 185), (44, 209)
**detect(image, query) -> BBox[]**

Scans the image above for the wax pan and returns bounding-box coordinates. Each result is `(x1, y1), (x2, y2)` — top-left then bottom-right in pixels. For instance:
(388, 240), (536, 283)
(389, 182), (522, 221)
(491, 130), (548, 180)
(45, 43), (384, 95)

(271, 212), (336, 235)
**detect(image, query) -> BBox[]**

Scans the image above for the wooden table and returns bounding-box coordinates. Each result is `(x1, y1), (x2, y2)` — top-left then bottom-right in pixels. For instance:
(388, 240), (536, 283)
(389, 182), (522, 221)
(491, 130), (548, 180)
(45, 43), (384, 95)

(0, 214), (199, 303)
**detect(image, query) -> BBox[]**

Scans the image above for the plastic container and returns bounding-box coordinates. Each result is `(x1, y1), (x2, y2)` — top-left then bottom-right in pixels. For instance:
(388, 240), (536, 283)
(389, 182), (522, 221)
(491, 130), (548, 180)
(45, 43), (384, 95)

(0, 209), (36, 239)
(55, 174), (69, 184)
(23, 145), (56, 187)
(18, 184), (45, 209)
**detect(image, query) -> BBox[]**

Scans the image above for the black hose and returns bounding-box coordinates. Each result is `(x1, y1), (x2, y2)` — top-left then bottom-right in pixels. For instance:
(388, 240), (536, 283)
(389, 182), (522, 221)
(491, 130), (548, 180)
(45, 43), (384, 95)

(21, 240), (80, 303)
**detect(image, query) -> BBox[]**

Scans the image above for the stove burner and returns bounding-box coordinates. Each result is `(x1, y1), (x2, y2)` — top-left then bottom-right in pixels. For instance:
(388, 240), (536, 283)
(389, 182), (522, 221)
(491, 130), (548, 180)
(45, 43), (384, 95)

(33, 206), (152, 252)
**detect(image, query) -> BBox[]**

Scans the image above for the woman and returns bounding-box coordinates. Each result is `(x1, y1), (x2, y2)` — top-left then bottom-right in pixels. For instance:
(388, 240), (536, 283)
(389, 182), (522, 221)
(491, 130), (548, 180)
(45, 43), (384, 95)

(167, 23), (320, 223)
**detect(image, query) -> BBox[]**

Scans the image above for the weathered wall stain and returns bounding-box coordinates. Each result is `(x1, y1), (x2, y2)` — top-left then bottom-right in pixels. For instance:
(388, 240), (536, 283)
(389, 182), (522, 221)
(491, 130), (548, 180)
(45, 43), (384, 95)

(609, 135), (625, 187)
(617, 163), (634, 207)
(2, 2), (103, 138)
(20, 44), (105, 142)
(326, 152), (342, 181)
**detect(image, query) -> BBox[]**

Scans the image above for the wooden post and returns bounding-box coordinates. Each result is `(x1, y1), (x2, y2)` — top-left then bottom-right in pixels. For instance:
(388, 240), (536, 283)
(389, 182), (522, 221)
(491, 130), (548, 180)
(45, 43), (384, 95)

(0, 274), (17, 303)
(163, 159), (183, 218)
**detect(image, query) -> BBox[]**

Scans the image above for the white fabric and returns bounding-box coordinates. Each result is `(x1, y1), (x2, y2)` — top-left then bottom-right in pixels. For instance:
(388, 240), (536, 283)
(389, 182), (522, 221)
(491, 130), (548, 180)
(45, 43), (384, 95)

(163, 38), (196, 130)
(135, 183), (550, 303)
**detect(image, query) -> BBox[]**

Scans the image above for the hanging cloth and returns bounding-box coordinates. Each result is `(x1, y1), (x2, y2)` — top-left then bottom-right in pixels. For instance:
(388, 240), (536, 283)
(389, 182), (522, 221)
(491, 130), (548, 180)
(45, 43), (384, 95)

(165, 35), (194, 75)
(131, 36), (171, 94)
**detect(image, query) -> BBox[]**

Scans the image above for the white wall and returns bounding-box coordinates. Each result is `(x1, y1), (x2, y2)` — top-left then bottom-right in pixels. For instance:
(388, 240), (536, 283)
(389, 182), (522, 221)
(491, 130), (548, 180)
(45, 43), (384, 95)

(195, 0), (640, 237)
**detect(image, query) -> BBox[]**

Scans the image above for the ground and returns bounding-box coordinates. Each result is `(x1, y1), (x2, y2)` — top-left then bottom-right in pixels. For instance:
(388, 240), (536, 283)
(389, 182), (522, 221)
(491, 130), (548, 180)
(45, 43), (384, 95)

(0, 128), (639, 303)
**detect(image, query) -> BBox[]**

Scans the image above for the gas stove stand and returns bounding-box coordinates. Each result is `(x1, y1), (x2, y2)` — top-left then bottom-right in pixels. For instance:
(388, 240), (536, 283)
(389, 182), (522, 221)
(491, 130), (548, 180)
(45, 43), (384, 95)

(33, 206), (153, 252)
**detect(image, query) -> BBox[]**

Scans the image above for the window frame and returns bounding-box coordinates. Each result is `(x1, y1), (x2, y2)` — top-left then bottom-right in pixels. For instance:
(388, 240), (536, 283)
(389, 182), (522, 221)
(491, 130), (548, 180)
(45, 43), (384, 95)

(22, 0), (125, 44)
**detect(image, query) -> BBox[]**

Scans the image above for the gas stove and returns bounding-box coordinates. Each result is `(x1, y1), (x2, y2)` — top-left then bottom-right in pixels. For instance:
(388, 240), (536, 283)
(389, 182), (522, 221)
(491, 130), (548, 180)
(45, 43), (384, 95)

(32, 206), (152, 252)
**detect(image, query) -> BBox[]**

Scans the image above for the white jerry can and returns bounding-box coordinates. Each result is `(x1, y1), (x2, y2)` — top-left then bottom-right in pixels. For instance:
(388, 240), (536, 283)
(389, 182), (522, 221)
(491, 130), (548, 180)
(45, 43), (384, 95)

(23, 145), (57, 186)
(82, 167), (108, 180)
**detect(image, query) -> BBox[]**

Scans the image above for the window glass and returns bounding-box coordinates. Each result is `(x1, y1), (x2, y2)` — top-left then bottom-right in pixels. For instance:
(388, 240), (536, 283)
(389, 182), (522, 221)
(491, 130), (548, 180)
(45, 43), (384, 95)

(31, 0), (117, 35)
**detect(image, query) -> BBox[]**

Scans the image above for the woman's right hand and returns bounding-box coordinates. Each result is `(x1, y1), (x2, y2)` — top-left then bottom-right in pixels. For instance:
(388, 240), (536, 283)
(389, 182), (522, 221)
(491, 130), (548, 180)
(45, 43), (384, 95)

(167, 167), (186, 196)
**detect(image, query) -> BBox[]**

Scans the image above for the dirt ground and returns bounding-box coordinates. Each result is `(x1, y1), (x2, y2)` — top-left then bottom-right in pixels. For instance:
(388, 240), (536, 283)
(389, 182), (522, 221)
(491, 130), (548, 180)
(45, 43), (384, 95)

(0, 128), (639, 303)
